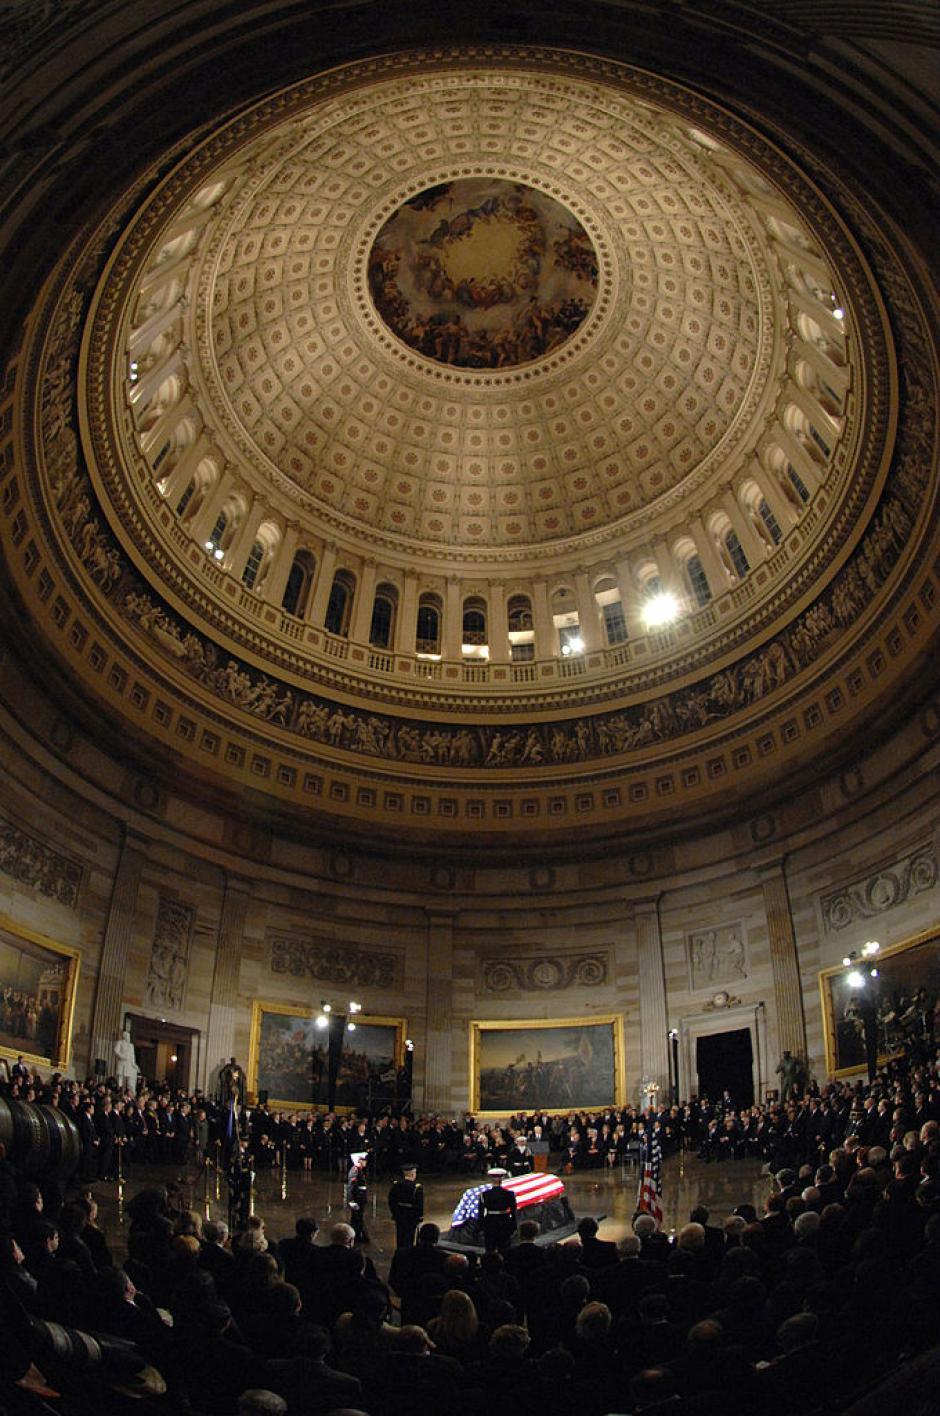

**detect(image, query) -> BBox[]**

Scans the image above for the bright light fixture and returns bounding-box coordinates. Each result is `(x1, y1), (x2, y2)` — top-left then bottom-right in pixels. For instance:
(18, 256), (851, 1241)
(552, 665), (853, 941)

(862, 941), (880, 956)
(347, 1021), (356, 1032)
(321, 1002), (331, 1013)
(349, 1000), (362, 1013)
(314, 1014), (329, 1029)
(847, 969), (865, 988)
(842, 956), (852, 967)
(642, 592), (680, 629)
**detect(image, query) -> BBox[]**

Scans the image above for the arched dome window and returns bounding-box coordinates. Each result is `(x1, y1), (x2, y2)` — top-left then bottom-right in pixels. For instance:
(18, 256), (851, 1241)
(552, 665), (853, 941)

(369, 583), (398, 649)
(462, 596), (487, 650)
(416, 595), (442, 655)
(325, 570), (355, 637)
(281, 550), (317, 618)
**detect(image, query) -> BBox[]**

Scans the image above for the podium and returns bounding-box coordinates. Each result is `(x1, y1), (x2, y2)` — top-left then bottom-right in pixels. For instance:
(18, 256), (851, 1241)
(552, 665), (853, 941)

(529, 1140), (550, 1173)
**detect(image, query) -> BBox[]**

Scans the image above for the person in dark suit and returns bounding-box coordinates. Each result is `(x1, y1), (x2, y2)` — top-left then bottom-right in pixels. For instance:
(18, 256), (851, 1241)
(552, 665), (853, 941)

(576, 1216), (618, 1268)
(479, 1169), (518, 1254)
(388, 1221), (447, 1300)
(387, 1164), (424, 1248)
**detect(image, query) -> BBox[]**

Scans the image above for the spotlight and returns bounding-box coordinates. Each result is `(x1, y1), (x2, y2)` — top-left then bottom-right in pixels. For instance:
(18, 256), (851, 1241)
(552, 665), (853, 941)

(349, 1001), (362, 1014)
(347, 1021), (356, 1032)
(642, 592), (680, 629)
(833, 305), (845, 320)
(842, 956), (852, 967)
(862, 941), (880, 956)
(405, 1039), (414, 1052)
(314, 1014), (329, 1030)
(205, 541), (214, 551)
(870, 968), (879, 978)
(321, 1002), (331, 1013)
(847, 970), (865, 989)
(214, 547), (224, 561)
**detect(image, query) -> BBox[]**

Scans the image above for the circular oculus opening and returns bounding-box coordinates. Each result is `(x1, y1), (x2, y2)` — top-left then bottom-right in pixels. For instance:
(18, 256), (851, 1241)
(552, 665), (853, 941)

(368, 177), (599, 370)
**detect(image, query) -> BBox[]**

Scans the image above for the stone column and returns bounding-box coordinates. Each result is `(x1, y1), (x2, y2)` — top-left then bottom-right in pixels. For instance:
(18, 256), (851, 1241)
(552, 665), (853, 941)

(159, 430), (211, 507)
(90, 830), (148, 1068)
(530, 577), (554, 659)
(443, 577), (462, 660)
(635, 896), (670, 1097)
(720, 486), (766, 571)
(689, 515), (730, 599)
(204, 875), (251, 1093)
(487, 581), (508, 662)
(188, 468), (232, 545)
(261, 521), (299, 607)
(422, 909), (456, 1113)
(349, 558), (378, 645)
(225, 498), (265, 580)
(307, 542), (338, 627)
(395, 572), (419, 654)
(759, 860), (808, 1062)
(574, 568), (602, 650)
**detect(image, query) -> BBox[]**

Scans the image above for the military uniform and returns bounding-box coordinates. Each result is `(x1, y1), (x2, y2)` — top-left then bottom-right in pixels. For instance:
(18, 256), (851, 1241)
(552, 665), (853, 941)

(507, 1141), (534, 1176)
(347, 1165), (370, 1244)
(388, 1170), (424, 1248)
(478, 1171), (517, 1254)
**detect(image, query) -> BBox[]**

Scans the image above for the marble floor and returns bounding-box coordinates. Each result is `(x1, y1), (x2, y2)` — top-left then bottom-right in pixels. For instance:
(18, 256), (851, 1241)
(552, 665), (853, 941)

(95, 1152), (772, 1277)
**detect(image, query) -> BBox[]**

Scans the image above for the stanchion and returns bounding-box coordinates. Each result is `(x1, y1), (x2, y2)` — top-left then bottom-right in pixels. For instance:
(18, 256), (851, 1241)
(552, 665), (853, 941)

(116, 1143), (125, 1228)
(249, 1171), (256, 1218)
(214, 1140), (222, 1201)
(280, 1149), (287, 1202)
(203, 1154), (212, 1220)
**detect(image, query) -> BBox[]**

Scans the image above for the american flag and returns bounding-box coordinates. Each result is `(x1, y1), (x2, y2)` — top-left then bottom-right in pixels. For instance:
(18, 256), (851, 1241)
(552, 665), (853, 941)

(638, 1132), (663, 1227)
(451, 1172), (565, 1227)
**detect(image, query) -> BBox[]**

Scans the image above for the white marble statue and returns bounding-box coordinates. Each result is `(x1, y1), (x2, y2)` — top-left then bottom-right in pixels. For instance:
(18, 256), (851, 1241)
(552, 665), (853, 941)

(114, 1029), (139, 1090)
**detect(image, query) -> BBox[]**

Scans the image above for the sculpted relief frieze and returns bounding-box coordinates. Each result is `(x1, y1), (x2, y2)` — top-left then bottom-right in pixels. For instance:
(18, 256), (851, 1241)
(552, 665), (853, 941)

(145, 895), (194, 1011)
(269, 935), (402, 990)
(0, 817), (83, 908)
(820, 842), (938, 933)
(687, 926), (748, 991)
(481, 952), (609, 993)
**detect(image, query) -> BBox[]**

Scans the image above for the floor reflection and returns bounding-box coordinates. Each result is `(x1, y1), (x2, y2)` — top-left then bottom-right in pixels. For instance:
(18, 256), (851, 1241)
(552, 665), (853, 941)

(96, 1152), (771, 1275)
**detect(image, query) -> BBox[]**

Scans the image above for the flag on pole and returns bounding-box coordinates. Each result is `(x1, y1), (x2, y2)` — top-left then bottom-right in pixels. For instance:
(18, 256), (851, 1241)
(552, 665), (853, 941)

(638, 1130), (663, 1227)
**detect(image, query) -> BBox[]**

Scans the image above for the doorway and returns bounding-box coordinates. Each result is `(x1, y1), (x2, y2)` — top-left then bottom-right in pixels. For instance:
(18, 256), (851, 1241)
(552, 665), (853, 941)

(696, 1028), (754, 1107)
(126, 1014), (198, 1091)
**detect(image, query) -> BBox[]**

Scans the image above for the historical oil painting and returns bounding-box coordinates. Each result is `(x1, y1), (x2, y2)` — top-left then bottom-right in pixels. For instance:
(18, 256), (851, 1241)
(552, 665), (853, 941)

(820, 928), (940, 1075)
(470, 1016), (623, 1114)
(0, 921), (79, 1068)
(368, 178), (599, 369)
(249, 1002), (404, 1109)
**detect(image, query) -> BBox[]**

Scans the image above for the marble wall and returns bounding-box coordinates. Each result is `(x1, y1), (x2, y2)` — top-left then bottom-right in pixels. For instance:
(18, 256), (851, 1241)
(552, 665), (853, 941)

(1, 684), (938, 1109)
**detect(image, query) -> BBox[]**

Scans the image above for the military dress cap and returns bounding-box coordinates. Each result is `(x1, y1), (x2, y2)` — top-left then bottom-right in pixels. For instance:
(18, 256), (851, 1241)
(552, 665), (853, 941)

(487, 1167), (508, 1177)
(402, 1163), (417, 1174)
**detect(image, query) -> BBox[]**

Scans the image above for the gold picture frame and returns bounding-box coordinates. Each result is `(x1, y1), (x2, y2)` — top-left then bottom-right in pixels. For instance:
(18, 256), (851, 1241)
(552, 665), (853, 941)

(247, 1000), (406, 1111)
(819, 925), (940, 1077)
(0, 914), (80, 1071)
(469, 1015), (625, 1116)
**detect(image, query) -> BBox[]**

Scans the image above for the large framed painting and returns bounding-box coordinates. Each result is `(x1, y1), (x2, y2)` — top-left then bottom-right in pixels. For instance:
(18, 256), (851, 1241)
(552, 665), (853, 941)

(820, 927), (940, 1077)
(469, 1016), (624, 1115)
(0, 916), (80, 1070)
(247, 1001), (405, 1110)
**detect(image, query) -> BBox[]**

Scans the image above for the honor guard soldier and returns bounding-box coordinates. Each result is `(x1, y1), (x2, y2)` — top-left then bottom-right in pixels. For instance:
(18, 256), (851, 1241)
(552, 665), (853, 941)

(508, 1134), (534, 1176)
(478, 1168), (518, 1254)
(347, 1153), (370, 1245)
(227, 1135), (254, 1231)
(388, 1163), (424, 1248)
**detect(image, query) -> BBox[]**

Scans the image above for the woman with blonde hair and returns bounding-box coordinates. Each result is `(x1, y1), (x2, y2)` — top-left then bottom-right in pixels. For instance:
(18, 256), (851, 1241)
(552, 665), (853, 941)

(427, 1287), (485, 1364)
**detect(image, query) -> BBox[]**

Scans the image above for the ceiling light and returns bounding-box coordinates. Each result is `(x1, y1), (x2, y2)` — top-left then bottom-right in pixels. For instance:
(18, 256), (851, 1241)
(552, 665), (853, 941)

(314, 1014), (328, 1029)
(842, 956), (852, 967)
(862, 941), (880, 956)
(847, 970), (865, 988)
(321, 1002), (331, 1013)
(642, 592), (680, 629)
(346, 1021), (356, 1032)
(349, 1000), (362, 1013)
(214, 547), (224, 561)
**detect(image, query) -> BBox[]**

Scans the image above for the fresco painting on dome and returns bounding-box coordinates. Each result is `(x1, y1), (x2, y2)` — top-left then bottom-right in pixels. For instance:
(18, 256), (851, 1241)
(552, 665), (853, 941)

(369, 179), (598, 369)
(0, 926), (78, 1068)
(251, 1003), (403, 1109)
(820, 929), (940, 1076)
(471, 1017), (622, 1113)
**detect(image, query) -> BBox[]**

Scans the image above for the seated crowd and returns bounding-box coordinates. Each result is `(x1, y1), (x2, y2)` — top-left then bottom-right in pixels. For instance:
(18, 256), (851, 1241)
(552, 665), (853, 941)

(0, 1037), (938, 1414)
